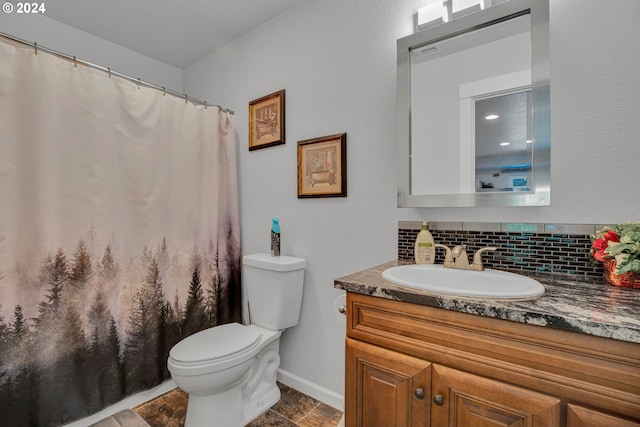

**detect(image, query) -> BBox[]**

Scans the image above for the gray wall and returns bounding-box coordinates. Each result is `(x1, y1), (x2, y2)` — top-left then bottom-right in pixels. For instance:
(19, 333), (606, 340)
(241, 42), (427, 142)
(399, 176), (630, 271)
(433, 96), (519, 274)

(184, 0), (640, 404)
(0, 13), (183, 91)
(2, 0), (639, 409)
(184, 0), (406, 404)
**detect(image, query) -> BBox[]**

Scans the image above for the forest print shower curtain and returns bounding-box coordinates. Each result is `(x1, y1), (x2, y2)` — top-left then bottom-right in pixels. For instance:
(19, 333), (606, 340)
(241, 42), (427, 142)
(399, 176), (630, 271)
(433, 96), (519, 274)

(0, 39), (241, 425)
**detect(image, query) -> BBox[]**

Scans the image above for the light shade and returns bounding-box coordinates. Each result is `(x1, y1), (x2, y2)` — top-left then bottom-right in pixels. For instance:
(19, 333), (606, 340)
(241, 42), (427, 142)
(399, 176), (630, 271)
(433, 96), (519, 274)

(417, 1), (448, 30)
(417, 0), (492, 31)
(452, 0), (482, 13)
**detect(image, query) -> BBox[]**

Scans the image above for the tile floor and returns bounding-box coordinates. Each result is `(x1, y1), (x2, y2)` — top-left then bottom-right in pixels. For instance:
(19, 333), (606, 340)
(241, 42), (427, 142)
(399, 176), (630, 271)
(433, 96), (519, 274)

(133, 382), (343, 427)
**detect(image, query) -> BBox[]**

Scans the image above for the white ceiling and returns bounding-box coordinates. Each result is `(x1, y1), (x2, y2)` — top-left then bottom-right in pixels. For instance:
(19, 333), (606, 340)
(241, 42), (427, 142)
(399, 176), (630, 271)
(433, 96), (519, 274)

(43, 0), (307, 68)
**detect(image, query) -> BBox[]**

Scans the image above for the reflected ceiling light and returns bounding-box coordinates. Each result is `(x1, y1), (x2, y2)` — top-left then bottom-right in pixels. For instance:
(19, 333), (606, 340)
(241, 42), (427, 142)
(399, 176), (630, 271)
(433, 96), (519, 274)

(526, 139), (533, 143)
(500, 142), (510, 146)
(485, 114), (499, 120)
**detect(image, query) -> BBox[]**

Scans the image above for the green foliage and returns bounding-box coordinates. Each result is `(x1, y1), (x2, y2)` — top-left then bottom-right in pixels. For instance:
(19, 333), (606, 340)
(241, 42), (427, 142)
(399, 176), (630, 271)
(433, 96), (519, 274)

(603, 222), (640, 274)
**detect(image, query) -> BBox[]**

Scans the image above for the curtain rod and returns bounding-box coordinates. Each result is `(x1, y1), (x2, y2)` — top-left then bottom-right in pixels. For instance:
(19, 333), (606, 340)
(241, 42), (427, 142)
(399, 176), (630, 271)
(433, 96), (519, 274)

(0, 31), (234, 115)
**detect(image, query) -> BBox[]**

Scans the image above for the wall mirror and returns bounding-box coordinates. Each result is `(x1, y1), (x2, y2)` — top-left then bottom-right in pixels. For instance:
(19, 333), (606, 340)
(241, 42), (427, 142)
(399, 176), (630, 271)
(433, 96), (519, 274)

(397, 0), (549, 207)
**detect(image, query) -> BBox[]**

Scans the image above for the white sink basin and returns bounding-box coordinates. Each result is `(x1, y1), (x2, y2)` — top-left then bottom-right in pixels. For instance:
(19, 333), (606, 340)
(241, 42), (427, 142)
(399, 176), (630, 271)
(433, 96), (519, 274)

(382, 264), (545, 299)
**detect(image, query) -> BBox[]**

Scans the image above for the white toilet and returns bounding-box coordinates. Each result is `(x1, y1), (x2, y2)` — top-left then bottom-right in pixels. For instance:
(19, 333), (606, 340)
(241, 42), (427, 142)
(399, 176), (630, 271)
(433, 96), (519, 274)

(167, 253), (306, 427)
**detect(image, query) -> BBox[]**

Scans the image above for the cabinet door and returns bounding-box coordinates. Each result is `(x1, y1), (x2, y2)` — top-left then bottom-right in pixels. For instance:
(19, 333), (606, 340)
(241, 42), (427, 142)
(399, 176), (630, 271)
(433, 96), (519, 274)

(567, 404), (640, 427)
(431, 364), (561, 427)
(345, 338), (431, 427)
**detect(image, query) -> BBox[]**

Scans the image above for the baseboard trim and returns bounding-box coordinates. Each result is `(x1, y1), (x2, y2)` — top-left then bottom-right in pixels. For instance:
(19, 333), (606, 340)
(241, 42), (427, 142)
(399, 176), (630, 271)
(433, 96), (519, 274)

(61, 379), (177, 427)
(277, 368), (344, 411)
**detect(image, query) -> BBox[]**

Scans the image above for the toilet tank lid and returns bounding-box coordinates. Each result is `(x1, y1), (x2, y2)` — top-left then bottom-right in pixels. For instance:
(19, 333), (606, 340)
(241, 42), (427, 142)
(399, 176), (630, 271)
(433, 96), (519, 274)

(243, 253), (306, 271)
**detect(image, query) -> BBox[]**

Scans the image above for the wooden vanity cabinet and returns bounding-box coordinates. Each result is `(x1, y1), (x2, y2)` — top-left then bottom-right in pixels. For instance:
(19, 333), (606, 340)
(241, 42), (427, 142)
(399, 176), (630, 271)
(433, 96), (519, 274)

(344, 292), (640, 427)
(566, 404), (640, 427)
(431, 364), (561, 426)
(346, 338), (431, 427)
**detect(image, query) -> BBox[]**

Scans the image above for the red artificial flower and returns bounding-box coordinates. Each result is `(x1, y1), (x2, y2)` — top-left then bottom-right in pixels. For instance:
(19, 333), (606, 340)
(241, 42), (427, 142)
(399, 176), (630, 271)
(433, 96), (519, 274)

(591, 238), (608, 251)
(593, 249), (606, 262)
(603, 230), (619, 242)
(591, 237), (610, 262)
(590, 222), (640, 275)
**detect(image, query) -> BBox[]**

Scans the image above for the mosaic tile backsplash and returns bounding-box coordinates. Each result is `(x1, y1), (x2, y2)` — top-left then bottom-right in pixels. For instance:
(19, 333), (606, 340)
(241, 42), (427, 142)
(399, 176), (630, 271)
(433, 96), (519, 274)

(398, 221), (607, 279)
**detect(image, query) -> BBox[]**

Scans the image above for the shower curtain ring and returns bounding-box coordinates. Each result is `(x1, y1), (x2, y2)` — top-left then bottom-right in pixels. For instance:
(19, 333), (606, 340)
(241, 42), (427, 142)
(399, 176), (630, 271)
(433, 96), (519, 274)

(108, 67), (111, 78)
(73, 56), (77, 67)
(34, 42), (38, 55)
(204, 101), (208, 109)
(162, 87), (166, 96)
(137, 78), (141, 89)
(185, 94), (188, 104)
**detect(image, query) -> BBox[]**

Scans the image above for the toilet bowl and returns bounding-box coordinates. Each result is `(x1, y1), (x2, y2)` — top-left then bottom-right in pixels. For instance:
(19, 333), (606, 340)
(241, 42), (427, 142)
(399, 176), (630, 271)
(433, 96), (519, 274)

(167, 323), (282, 426)
(167, 253), (306, 427)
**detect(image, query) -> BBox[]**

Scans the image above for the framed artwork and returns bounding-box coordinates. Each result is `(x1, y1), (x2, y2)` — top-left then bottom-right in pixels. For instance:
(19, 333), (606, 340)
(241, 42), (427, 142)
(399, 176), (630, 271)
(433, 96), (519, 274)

(297, 133), (347, 198)
(248, 90), (285, 150)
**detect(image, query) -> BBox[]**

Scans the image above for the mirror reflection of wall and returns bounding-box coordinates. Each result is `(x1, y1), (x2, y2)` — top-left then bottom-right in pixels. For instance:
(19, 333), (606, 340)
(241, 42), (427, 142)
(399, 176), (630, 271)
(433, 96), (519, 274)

(410, 13), (531, 195)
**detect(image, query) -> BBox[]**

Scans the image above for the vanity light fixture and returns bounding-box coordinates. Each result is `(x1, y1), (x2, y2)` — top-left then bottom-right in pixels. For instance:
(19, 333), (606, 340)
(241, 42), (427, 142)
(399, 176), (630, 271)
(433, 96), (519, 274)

(485, 114), (499, 120)
(500, 142), (511, 146)
(416, 0), (492, 31)
(417, 1), (448, 30)
(451, 0), (485, 17)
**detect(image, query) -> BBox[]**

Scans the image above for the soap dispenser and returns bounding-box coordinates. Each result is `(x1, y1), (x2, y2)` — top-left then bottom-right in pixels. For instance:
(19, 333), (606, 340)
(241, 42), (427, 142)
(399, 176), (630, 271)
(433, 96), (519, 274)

(414, 221), (435, 264)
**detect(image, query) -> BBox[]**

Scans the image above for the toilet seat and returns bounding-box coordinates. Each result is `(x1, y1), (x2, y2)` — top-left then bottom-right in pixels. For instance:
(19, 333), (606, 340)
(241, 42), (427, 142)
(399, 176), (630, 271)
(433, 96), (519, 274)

(168, 323), (261, 375)
(171, 323), (260, 363)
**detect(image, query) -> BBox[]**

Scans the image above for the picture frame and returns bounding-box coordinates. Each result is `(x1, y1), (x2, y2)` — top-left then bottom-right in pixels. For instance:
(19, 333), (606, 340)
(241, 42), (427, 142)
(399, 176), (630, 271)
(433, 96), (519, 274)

(248, 90), (285, 150)
(297, 133), (347, 198)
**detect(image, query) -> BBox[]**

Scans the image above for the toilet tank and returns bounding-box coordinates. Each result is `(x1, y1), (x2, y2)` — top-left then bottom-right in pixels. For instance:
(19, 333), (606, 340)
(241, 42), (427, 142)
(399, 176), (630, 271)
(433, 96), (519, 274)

(243, 253), (306, 330)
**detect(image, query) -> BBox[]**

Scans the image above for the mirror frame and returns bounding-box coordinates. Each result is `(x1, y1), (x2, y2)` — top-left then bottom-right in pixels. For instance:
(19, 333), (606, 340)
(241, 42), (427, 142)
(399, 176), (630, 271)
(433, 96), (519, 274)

(397, 0), (550, 208)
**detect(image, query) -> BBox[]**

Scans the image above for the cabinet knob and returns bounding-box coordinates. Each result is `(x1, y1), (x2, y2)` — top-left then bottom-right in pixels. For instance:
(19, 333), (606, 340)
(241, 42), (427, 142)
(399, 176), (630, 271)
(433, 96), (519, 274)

(433, 394), (444, 406)
(414, 388), (425, 399)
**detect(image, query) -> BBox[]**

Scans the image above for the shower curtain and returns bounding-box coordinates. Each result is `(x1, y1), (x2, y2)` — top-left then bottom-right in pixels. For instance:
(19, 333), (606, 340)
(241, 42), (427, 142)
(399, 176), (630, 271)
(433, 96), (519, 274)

(0, 38), (241, 425)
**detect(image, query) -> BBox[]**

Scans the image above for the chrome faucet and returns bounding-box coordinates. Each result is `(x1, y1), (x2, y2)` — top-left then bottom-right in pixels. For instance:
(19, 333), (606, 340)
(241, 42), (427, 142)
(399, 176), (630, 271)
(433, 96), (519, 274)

(438, 244), (498, 271)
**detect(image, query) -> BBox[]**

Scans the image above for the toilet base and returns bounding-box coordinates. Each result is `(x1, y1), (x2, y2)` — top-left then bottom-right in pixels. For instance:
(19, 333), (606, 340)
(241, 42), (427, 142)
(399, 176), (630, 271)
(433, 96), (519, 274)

(183, 380), (281, 427)
(184, 374), (280, 427)
(184, 384), (280, 427)
(185, 387), (245, 427)
(181, 338), (282, 427)
(242, 380), (281, 423)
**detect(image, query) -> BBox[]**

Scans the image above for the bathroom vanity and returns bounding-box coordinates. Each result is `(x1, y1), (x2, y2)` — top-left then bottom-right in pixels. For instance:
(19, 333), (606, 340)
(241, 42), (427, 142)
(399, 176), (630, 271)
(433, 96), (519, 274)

(335, 261), (640, 427)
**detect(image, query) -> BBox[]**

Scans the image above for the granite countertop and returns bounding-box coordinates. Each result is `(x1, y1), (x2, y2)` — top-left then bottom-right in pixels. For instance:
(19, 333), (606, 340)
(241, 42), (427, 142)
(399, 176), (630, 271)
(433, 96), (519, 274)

(334, 260), (640, 345)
